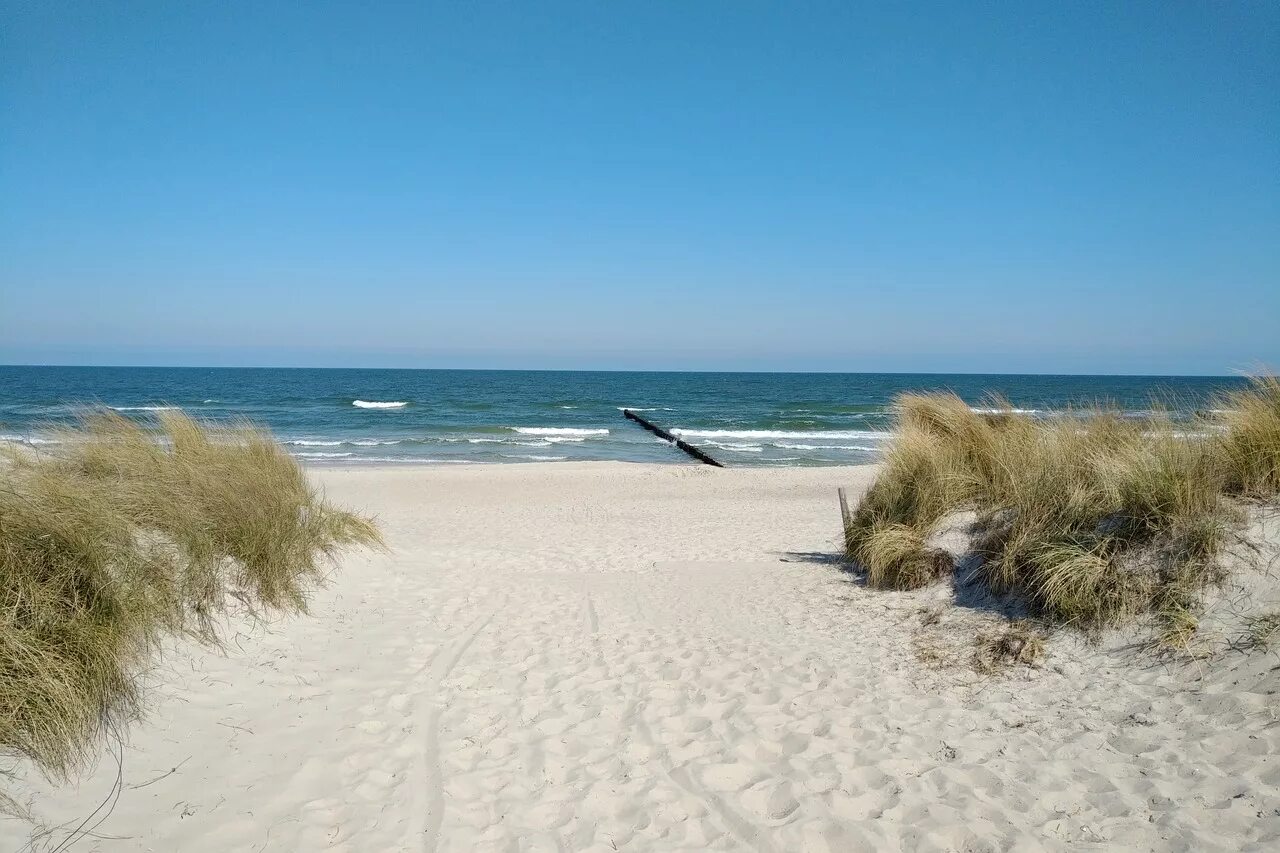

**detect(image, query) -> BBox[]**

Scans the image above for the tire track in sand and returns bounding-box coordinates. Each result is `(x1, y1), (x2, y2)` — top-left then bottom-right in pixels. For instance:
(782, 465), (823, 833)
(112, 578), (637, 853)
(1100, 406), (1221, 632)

(582, 577), (598, 636)
(624, 693), (779, 853)
(418, 602), (502, 853)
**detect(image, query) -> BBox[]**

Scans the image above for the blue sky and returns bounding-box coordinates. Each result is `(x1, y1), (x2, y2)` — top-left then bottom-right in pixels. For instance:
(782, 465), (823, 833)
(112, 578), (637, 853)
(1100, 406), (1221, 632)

(2, 2), (1276, 374)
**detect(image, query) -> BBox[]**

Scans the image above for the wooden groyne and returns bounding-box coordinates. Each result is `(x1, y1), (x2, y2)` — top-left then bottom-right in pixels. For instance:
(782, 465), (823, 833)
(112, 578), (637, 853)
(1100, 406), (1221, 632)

(621, 410), (725, 468)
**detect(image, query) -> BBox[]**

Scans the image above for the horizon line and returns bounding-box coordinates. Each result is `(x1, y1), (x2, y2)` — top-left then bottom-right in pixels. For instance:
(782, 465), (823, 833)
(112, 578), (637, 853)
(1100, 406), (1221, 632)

(0, 362), (1256, 380)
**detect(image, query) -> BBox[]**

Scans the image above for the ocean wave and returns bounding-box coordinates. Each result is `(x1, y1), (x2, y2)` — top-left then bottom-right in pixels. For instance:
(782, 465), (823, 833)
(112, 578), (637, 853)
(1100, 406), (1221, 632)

(701, 441), (763, 453)
(0, 434), (58, 445)
(287, 438), (407, 447)
(501, 454), (569, 461)
(348, 456), (483, 464)
(352, 400), (408, 409)
(672, 428), (887, 441)
(300, 455), (485, 464)
(969, 407), (1040, 415)
(511, 427), (609, 437)
(772, 443), (875, 451)
(110, 405), (179, 412)
(558, 405), (578, 409)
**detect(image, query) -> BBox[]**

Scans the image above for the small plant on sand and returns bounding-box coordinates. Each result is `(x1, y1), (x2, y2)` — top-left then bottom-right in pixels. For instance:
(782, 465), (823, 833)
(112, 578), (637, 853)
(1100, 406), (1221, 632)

(1241, 612), (1280, 651)
(844, 374), (1280, 645)
(1, 412), (382, 788)
(972, 620), (1045, 674)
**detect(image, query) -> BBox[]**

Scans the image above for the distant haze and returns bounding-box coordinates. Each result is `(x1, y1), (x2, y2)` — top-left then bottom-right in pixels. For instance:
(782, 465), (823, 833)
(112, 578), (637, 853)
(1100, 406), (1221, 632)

(2, 3), (1277, 375)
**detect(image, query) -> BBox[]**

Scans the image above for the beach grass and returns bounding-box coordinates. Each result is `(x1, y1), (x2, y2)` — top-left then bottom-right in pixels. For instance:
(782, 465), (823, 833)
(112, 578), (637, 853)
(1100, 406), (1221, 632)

(844, 374), (1280, 642)
(1, 412), (381, 784)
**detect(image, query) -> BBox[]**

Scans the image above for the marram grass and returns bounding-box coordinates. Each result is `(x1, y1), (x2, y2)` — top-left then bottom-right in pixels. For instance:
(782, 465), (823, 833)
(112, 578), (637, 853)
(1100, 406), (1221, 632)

(1, 412), (382, 784)
(844, 374), (1280, 643)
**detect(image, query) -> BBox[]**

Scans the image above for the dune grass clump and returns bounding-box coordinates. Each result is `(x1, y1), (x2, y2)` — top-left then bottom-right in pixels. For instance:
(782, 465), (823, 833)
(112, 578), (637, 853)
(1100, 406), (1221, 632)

(844, 374), (1280, 642)
(1, 412), (381, 783)
(1218, 374), (1280, 498)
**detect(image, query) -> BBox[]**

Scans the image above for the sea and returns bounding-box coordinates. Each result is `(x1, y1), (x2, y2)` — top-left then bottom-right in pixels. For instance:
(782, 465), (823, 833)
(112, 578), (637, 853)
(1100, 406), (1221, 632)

(0, 366), (1249, 468)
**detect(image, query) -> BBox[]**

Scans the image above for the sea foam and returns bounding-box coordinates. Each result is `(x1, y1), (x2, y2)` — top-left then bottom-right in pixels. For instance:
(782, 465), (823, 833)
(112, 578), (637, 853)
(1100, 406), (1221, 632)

(511, 427), (609, 437)
(353, 400), (408, 409)
(672, 428), (886, 441)
(772, 442), (881, 452)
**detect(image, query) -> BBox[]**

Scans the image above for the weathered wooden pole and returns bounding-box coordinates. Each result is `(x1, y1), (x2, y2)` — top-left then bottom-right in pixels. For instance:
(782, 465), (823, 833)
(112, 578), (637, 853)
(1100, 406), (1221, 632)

(838, 487), (852, 552)
(621, 410), (725, 468)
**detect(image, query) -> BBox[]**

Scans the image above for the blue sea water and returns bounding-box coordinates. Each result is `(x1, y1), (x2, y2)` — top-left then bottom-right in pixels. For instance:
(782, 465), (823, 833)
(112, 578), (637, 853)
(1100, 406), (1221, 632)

(0, 366), (1250, 467)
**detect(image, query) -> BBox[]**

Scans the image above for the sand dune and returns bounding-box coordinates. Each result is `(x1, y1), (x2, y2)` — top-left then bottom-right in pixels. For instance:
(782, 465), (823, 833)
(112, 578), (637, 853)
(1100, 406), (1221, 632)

(4, 462), (1279, 851)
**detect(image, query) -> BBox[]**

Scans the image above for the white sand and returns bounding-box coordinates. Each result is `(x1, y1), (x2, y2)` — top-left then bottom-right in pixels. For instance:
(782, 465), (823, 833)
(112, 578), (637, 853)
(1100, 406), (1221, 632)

(4, 462), (1279, 851)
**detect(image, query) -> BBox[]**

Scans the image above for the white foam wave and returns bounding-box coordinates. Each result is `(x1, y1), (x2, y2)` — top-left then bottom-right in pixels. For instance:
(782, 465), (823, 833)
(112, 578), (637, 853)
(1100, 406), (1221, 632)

(969, 407), (1040, 415)
(315, 456), (484, 464)
(287, 439), (344, 447)
(351, 439), (403, 446)
(558, 405), (578, 409)
(0, 434), (56, 445)
(294, 451), (353, 459)
(702, 442), (763, 453)
(501, 454), (568, 461)
(772, 442), (881, 452)
(110, 405), (179, 412)
(511, 427), (609, 437)
(672, 428), (887, 441)
(353, 400), (408, 409)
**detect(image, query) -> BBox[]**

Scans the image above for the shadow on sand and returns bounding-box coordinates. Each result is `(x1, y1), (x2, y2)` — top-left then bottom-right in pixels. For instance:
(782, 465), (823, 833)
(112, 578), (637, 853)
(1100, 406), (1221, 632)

(779, 549), (1030, 620)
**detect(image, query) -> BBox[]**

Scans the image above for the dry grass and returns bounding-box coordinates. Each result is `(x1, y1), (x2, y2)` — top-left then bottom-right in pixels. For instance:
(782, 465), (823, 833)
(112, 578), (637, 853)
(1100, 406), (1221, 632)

(1241, 612), (1280, 651)
(972, 620), (1046, 674)
(844, 374), (1280, 643)
(1, 412), (382, 784)
(1219, 374), (1280, 498)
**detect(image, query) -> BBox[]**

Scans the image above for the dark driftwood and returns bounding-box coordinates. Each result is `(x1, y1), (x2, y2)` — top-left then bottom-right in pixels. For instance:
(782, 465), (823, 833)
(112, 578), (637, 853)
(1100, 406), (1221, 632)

(621, 410), (725, 468)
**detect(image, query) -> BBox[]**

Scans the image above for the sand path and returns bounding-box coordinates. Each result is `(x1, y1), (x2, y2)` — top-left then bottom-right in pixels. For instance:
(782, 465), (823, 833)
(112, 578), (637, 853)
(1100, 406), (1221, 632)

(4, 463), (1278, 852)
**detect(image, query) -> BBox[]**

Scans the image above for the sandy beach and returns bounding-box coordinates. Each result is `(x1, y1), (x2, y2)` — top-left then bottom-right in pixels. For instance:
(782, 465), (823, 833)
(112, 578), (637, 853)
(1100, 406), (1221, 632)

(5, 462), (1279, 852)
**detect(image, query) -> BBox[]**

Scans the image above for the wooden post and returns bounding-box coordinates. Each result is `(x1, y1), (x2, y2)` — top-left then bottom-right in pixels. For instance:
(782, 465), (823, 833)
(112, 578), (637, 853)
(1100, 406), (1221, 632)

(838, 487), (852, 551)
(621, 409), (725, 468)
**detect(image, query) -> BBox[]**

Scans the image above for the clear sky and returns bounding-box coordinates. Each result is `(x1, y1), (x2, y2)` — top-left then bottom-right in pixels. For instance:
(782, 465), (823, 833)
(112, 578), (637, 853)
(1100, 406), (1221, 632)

(2, 2), (1277, 374)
